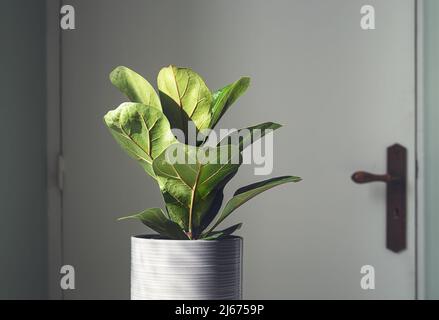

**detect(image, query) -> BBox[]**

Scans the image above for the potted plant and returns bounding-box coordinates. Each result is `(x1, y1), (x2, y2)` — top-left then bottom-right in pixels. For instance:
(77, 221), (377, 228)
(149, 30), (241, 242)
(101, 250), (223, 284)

(104, 65), (301, 300)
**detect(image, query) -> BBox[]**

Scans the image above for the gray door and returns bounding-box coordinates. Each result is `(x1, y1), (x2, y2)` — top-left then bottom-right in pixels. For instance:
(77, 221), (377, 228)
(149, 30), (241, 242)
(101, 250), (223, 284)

(59, 0), (417, 299)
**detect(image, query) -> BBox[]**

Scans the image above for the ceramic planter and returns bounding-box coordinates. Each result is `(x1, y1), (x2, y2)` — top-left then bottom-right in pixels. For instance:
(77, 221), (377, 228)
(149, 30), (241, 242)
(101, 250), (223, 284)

(131, 235), (243, 300)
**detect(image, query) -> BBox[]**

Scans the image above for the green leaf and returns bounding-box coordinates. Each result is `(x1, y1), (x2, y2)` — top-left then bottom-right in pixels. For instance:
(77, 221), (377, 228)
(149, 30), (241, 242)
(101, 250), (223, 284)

(104, 102), (177, 178)
(152, 143), (242, 238)
(210, 77), (250, 128)
(119, 208), (188, 240)
(218, 122), (282, 151)
(201, 223), (242, 240)
(207, 176), (302, 234)
(157, 65), (212, 135)
(110, 66), (162, 111)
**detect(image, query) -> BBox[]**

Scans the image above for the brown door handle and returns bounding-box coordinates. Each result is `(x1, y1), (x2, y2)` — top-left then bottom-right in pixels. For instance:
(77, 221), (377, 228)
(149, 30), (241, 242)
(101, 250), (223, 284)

(351, 144), (407, 253)
(351, 172), (399, 184)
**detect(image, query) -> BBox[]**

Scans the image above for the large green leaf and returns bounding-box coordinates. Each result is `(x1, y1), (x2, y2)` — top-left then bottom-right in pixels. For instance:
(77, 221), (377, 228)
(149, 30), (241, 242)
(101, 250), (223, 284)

(104, 102), (177, 178)
(200, 223), (242, 240)
(157, 65), (212, 136)
(118, 208), (188, 240)
(152, 143), (242, 238)
(206, 176), (302, 235)
(218, 122), (282, 151)
(210, 77), (250, 128)
(110, 66), (162, 111)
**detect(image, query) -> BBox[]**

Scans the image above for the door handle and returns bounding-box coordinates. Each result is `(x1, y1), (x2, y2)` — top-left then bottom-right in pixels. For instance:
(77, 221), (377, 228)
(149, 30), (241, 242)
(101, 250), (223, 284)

(351, 144), (407, 253)
(352, 172), (397, 184)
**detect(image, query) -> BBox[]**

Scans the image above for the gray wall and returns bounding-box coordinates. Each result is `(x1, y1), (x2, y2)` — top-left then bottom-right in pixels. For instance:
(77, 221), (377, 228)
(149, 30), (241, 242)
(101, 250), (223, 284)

(0, 0), (47, 299)
(425, 0), (439, 300)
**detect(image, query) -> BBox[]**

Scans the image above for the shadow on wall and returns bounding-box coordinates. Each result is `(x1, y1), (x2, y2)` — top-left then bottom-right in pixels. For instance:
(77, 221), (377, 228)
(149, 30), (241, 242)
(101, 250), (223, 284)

(0, 0), (48, 299)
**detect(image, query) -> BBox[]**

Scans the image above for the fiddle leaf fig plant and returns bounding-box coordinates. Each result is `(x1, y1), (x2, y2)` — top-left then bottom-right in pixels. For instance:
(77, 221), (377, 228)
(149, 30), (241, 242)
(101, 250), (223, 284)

(104, 65), (301, 240)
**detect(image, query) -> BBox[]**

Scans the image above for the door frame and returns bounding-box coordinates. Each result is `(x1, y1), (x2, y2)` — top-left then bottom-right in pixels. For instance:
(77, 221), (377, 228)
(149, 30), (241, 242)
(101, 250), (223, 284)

(46, 0), (63, 300)
(45, 0), (426, 300)
(415, 0), (425, 300)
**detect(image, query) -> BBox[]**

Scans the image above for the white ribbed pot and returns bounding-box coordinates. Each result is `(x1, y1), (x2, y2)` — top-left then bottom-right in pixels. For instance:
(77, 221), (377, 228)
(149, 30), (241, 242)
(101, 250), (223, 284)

(131, 235), (243, 300)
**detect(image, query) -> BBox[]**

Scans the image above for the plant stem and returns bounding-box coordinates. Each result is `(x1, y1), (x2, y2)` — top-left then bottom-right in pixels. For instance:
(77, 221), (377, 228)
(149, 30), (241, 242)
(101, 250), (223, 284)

(188, 163), (201, 240)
